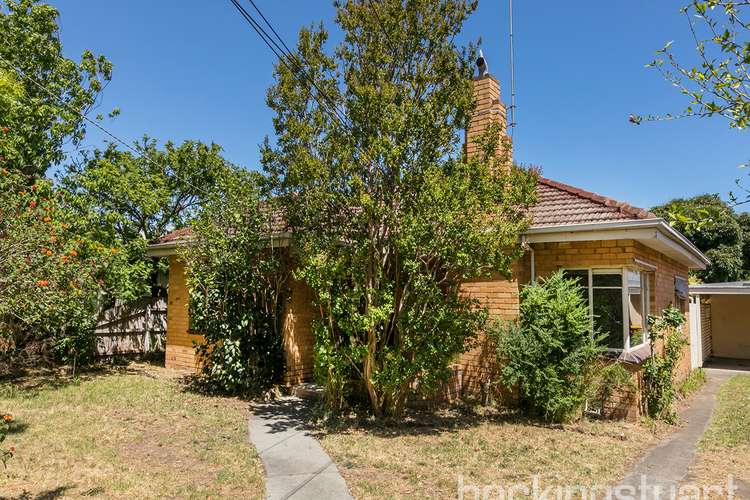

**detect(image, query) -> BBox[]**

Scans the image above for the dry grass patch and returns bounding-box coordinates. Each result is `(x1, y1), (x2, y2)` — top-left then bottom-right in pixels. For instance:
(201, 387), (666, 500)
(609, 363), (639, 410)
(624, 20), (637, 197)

(316, 408), (667, 499)
(686, 374), (750, 495)
(0, 363), (264, 499)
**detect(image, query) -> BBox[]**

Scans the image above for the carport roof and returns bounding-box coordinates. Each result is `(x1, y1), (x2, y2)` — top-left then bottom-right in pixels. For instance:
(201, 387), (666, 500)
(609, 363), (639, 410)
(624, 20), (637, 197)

(690, 281), (750, 295)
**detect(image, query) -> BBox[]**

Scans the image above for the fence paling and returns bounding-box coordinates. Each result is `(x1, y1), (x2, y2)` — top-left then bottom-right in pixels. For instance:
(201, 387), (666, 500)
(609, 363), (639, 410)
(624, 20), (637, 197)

(94, 296), (166, 356)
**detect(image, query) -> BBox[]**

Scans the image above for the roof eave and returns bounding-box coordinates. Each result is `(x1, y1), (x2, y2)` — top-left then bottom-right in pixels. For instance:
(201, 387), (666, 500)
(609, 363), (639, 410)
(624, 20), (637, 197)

(146, 240), (181, 257)
(689, 283), (750, 295)
(145, 232), (294, 257)
(525, 218), (709, 270)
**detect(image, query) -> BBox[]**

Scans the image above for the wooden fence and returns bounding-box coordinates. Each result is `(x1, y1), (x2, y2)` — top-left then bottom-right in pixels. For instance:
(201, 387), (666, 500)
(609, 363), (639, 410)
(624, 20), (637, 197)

(95, 296), (167, 356)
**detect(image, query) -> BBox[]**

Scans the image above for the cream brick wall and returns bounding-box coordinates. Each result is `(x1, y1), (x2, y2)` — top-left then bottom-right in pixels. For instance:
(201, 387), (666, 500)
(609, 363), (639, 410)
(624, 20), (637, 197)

(458, 270), (521, 396)
(465, 74), (512, 166)
(165, 235), (695, 418)
(164, 257), (317, 384)
(165, 256), (203, 371)
(282, 279), (316, 385)
(532, 239), (693, 418)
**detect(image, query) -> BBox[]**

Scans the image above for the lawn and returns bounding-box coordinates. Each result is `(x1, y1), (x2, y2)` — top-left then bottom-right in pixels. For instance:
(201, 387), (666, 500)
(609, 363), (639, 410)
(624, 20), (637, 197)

(316, 409), (667, 499)
(0, 363), (264, 499)
(686, 374), (750, 493)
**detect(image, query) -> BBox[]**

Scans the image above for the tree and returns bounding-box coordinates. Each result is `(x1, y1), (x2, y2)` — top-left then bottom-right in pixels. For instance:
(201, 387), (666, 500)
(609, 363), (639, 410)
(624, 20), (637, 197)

(262, 0), (537, 417)
(59, 137), (229, 301)
(636, 1), (750, 204)
(0, 0), (114, 177)
(652, 194), (746, 281)
(182, 168), (288, 396)
(0, 168), (114, 368)
(737, 212), (750, 270)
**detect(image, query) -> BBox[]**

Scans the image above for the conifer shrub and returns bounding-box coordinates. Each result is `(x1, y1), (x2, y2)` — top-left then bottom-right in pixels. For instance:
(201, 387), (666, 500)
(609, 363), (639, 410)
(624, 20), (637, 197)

(497, 271), (604, 423)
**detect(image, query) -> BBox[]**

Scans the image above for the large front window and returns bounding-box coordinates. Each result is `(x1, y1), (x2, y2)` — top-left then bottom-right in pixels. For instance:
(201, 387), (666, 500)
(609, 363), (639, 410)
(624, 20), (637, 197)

(563, 268), (650, 351)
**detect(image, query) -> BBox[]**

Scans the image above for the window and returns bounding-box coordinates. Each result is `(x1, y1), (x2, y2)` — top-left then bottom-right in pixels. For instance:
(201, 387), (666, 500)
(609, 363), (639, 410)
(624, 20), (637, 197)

(592, 270), (624, 350)
(627, 270), (650, 349)
(563, 268), (650, 352)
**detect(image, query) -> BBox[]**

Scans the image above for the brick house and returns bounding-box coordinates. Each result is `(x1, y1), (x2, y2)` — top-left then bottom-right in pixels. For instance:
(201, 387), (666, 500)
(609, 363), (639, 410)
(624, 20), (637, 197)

(147, 66), (709, 418)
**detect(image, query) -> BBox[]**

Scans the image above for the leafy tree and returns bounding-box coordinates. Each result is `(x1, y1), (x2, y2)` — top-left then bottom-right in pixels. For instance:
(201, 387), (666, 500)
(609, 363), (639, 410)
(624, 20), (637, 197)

(738, 212), (750, 271)
(497, 272), (604, 423)
(262, 0), (537, 417)
(652, 194), (746, 281)
(0, 168), (115, 369)
(59, 137), (228, 301)
(182, 168), (288, 396)
(634, 1), (750, 205)
(644, 1), (750, 130)
(0, 0), (114, 177)
(703, 244), (744, 281)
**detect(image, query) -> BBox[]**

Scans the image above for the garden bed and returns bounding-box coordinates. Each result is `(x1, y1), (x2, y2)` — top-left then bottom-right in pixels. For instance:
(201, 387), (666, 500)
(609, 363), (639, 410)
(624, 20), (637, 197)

(0, 363), (264, 499)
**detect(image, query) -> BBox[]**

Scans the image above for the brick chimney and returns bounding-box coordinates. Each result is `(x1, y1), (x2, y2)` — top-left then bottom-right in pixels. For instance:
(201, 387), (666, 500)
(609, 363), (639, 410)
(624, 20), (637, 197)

(465, 51), (512, 164)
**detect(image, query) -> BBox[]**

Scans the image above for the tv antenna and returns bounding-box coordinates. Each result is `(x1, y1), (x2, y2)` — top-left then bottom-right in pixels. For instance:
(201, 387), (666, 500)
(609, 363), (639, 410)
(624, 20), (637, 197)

(508, 0), (517, 135)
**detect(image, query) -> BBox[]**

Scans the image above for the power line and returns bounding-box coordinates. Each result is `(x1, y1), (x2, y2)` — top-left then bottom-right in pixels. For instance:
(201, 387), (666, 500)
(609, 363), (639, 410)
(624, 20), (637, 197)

(229, 0), (353, 131)
(0, 55), (215, 199)
(245, 0), (355, 131)
(247, 0), (295, 57)
(231, 0), (394, 172)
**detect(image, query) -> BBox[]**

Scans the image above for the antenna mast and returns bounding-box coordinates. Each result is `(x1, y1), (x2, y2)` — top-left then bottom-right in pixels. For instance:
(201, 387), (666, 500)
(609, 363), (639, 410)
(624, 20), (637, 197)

(508, 0), (517, 135)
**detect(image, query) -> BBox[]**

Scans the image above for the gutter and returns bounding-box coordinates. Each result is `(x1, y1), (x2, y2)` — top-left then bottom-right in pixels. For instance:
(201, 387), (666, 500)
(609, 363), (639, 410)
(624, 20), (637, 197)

(524, 218), (710, 269)
(689, 283), (750, 295)
(145, 231), (294, 257)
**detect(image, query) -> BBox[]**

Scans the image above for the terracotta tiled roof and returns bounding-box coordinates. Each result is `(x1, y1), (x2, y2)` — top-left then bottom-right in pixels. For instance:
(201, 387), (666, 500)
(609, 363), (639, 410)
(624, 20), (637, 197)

(154, 205), (290, 244)
(156, 227), (193, 243)
(530, 177), (655, 227)
(154, 177), (656, 244)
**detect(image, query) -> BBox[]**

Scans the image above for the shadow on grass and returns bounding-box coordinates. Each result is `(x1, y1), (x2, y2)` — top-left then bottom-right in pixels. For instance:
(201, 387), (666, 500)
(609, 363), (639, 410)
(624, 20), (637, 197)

(6, 419), (29, 435)
(0, 357), (175, 396)
(176, 371), (266, 406)
(1, 485), (73, 500)
(0, 368), (108, 395)
(312, 404), (535, 439)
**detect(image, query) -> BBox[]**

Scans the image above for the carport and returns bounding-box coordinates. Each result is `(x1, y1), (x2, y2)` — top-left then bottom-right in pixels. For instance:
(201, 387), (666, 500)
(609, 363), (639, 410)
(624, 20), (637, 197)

(689, 282), (750, 367)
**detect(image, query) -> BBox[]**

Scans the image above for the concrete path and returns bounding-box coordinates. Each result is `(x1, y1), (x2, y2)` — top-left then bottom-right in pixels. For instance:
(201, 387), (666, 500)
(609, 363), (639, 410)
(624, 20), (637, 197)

(615, 368), (735, 499)
(249, 396), (352, 500)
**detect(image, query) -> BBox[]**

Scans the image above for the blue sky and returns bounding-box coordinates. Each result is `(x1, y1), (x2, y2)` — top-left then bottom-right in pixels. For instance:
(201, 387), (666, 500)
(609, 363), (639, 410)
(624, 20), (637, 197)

(48, 0), (748, 211)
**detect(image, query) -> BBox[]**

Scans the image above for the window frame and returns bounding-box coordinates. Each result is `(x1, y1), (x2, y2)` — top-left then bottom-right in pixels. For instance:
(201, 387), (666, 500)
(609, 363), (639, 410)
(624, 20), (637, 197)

(562, 267), (649, 353)
(626, 269), (650, 351)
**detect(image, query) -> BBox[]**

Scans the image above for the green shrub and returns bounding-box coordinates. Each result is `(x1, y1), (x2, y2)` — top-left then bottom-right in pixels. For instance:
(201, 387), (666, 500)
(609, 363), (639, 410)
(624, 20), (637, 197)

(643, 306), (688, 423)
(183, 169), (287, 397)
(0, 168), (112, 370)
(497, 271), (604, 423)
